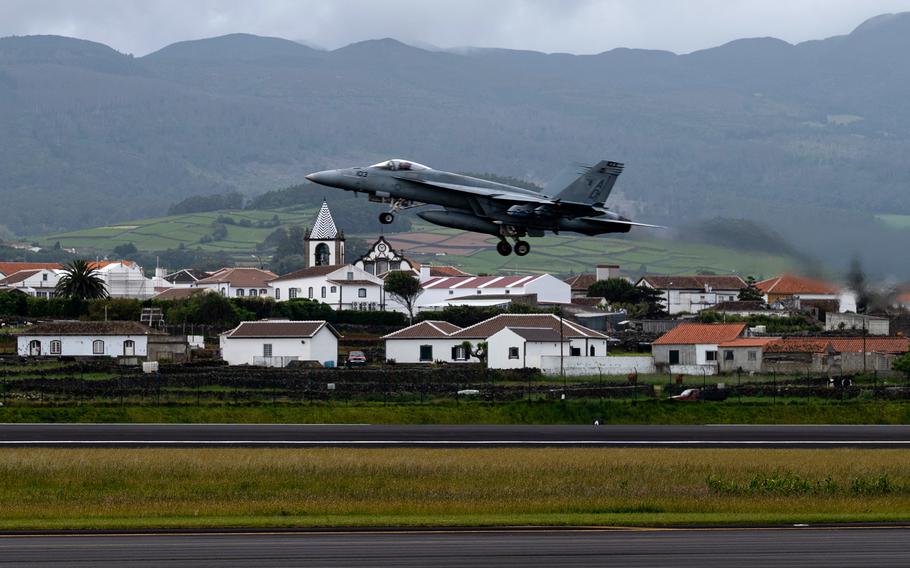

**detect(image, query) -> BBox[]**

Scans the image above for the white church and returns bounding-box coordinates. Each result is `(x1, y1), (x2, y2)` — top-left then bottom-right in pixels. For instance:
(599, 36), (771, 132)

(269, 200), (385, 309)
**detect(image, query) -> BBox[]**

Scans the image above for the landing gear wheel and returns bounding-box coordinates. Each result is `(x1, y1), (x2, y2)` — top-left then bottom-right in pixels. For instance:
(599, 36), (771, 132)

(379, 212), (395, 224)
(513, 240), (530, 256)
(496, 240), (513, 256)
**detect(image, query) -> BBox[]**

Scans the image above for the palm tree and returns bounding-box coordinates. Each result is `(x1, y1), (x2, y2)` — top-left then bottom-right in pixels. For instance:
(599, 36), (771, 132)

(55, 260), (108, 299)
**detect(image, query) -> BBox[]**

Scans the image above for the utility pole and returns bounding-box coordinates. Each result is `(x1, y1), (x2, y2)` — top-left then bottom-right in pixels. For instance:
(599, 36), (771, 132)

(559, 309), (565, 394)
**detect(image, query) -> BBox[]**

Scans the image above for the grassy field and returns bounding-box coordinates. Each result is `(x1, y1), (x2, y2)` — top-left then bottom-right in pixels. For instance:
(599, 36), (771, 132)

(877, 214), (910, 230)
(4, 400), (910, 424)
(0, 447), (908, 529)
(41, 207), (319, 253)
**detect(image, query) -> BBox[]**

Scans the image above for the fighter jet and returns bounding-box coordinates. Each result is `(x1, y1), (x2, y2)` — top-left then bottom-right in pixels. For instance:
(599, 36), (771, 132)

(306, 159), (660, 256)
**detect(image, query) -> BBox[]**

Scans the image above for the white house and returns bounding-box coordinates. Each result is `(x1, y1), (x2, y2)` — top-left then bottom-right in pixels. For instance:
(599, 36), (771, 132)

(0, 262), (63, 280)
(219, 320), (340, 367)
(486, 326), (571, 369)
(17, 320), (161, 358)
(415, 273), (571, 311)
(636, 275), (746, 315)
(651, 322), (749, 375)
(383, 313), (609, 368)
(0, 268), (61, 298)
(269, 264), (384, 310)
(193, 267), (277, 298)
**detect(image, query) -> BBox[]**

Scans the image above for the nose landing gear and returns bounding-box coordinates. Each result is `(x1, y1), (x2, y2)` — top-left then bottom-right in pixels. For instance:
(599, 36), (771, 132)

(379, 212), (395, 224)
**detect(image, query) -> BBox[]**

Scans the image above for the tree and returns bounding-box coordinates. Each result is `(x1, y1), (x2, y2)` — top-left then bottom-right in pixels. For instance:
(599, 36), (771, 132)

(112, 242), (137, 257)
(55, 260), (108, 300)
(588, 278), (665, 317)
(738, 276), (764, 301)
(384, 270), (424, 323)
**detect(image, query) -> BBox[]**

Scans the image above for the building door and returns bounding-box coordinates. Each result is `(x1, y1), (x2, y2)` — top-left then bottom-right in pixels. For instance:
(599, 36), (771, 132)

(123, 340), (135, 356)
(669, 350), (680, 365)
(29, 340), (42, 356)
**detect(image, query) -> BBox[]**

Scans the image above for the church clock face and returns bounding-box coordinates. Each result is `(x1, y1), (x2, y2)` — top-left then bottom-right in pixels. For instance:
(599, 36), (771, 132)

(377, 243), (388, 254)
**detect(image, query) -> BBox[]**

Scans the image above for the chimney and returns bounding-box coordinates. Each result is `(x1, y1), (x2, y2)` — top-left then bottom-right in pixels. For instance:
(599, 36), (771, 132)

(595, 264), (620, 281)
(155, 267), (167, 279)
(419, 265), (432, 282)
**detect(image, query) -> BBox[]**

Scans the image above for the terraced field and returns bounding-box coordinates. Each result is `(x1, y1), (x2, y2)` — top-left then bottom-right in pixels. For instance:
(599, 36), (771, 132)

(877, 214), (910, 230)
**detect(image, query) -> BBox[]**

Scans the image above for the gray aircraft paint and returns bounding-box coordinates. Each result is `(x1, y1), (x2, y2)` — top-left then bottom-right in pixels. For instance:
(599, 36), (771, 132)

(306, 158), (660, 256)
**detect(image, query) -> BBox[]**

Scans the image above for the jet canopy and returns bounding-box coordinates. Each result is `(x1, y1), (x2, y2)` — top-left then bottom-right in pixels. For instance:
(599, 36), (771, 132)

(369, 159), (430, 171)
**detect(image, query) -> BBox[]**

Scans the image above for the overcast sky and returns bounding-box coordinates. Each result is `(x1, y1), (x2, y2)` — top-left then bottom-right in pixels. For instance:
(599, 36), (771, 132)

(1, 0), (909, 56)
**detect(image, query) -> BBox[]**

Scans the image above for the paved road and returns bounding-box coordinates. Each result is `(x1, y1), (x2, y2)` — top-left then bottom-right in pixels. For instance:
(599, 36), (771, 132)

(0, 528), (908, 567)
(3, 423), (910, 447)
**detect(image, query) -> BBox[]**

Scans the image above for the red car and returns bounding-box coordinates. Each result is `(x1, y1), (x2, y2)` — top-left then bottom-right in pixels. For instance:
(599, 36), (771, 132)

(670, 388), (700, 401)
(345, 351), (367, 367)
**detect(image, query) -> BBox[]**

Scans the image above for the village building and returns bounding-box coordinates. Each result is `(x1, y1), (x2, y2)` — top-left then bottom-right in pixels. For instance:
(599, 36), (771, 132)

(353, 236), (471, 279)
(651, 322), (748, 374)
(0, 268), (61, 298)
(163, 269), (210, 288)
(0, 262), (63, 280)
(701, 300), (788, 317)
(825, 313), (890, 335)
(193, 267), (277, 298)
(415, 273), (571, 311)
(219, 320), (340, 367)
(564, 264), (622, 298)
(636, 275), (746, 315)
(717, 337), (777, 374)
(383, 313), (614, 374)
(268, 264), (383, 309)
(756, 274), (855, 313)
(16, 321), (164, 359)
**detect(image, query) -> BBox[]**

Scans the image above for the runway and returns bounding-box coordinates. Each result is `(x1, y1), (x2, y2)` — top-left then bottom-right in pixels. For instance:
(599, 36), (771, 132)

(3, 423), (910, 447)
(1, 527), (908, 567)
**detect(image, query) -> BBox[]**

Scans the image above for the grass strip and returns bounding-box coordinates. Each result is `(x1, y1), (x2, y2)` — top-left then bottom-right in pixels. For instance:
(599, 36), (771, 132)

(4, 399), (910, 424)
(1, 448), (909, 529)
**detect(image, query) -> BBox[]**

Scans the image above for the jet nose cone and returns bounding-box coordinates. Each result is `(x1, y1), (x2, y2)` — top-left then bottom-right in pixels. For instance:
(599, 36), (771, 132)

(305, 170), (338, 186)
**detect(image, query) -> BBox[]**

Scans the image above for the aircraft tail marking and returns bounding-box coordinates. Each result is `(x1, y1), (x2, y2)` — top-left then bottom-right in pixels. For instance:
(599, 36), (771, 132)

(556, 160), (624, 205)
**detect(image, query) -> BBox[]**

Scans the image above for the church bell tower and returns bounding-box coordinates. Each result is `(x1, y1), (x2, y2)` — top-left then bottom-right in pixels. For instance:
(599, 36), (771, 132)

(303, 200), (345, 268)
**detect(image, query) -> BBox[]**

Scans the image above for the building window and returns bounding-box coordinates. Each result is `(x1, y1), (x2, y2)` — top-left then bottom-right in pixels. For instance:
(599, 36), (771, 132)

(308, 287), (314, 299)
(452, 346), (468, 361)
(346, 272), (354, 280)
(249, 289), (258, 297)
(390, 261), (400, 271)
(669, 350), (680, 365)
(724, 350), (734, 361)
(706, 350), (718, 362)
(449, 290), (454, 295)
(358, 287), (367, 298)
(508, 347), (519, 359)
(92, 340), (105, 355)
(260, 289), (268, 296)
(330, 286), (336, 293)
(236, 289), (245, 297)
(42, 273), (48, 281)
(50, 340), (62, 355)
(570, 346), (581, 357)
(289, 288), (297, 299)
(419, 344), (433, 362)
(321, 286), (327, 299)
(364, 261), (375, 274)
(275, 288), (281, 300)
(220, 288), (227, 296)
(123, 340), (135, 356)
(263, 344), (273, 357)
(748, 351), (757, 361)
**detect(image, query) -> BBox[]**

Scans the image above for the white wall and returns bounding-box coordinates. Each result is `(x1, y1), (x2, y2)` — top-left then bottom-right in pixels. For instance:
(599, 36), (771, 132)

(694, 344), (719, 365)
(670, 364), (719, 376)
(384, 338), (478, 364)
(271, 266), (382, 310)
(220, 327), (338, 366)
(539, 355), (655, 376)
(17, 335), (149, 357)
(415, 275), (570, 312)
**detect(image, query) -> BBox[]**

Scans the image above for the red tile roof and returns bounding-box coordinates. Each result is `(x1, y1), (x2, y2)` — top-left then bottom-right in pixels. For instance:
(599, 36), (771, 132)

(195, 267), (277, 287)
(638, 275), (746, 290)
(422, 275), (545, 289)
(827, 337), (910, 354)
(87, 260), (138, 269)
(718, 337), (778, 348)
(764, 338), (833, 353)
(757, 274), (840, 295)
(0, 269), (44, 285)
(564, 273), (596, 291)
(451, 313), (608, 340)
(223, 320), (340, 338)
(652, 322), (748, 345)
(0, 262), (62, 276)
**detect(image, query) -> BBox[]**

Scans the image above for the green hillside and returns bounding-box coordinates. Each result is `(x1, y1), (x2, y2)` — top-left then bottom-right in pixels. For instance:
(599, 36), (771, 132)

(43, 207), (319, 254)
(41, 210), (797, 278)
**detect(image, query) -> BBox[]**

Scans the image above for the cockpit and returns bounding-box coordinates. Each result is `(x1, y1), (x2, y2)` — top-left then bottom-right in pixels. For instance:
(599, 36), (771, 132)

(369, 159), (431, 171)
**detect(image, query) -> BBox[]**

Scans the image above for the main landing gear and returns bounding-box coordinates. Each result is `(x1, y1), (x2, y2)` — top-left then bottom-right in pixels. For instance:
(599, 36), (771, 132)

(496, 226), (531, 256)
